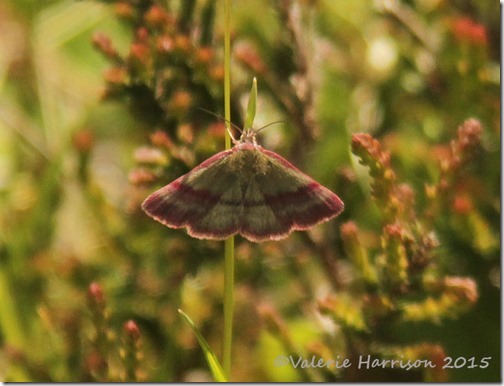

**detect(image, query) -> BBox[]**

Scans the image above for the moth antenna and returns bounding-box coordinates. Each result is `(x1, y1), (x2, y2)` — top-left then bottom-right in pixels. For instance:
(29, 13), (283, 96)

(197, 107), (243, 135)
(254, 120), (285, 133)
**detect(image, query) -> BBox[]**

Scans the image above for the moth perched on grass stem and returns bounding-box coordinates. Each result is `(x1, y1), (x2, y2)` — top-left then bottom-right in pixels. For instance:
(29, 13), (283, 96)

(142, 124), (344, 242)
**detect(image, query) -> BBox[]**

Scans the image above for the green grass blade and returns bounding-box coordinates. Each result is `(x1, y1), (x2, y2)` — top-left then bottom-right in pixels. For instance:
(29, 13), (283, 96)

(244, 77), (257, 130)
(178, 309), (228, 382)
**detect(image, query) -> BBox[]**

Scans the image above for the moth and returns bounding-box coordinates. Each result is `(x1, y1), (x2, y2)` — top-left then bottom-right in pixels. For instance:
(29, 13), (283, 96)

(141, 124), (344, 242)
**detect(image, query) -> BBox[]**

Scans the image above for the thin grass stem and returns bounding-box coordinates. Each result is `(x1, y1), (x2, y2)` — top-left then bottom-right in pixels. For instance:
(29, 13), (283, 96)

(222, 0), (234, 380)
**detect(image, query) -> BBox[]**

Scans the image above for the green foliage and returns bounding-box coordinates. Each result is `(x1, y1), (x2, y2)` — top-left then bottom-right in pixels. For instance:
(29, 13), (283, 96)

(0, 0), (499, 382)
(178, 309), (227, 382)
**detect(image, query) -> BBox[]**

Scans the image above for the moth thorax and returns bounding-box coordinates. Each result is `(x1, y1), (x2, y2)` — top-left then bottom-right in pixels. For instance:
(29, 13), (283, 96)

(232, 149), (269, 178)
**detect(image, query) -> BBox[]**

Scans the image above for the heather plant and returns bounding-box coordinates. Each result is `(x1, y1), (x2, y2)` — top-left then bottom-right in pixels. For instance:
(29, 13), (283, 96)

(0, 0), (499, 382)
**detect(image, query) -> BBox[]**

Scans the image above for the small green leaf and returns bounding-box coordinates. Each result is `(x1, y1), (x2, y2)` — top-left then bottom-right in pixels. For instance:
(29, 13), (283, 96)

(244, 77), (257, 130)
(178, 309), (228, 382)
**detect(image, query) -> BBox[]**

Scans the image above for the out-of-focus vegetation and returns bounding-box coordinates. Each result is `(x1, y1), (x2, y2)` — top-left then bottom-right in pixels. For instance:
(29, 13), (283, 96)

(0, 0), (499, 382)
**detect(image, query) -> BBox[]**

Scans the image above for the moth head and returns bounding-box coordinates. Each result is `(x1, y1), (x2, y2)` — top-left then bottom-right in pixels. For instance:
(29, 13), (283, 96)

(236, 120), (284, 145)
(238, 128), (257, 145)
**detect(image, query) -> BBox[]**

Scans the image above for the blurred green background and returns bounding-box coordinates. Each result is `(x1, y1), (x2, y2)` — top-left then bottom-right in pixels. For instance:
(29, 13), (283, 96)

(0, 0), (499, 382)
